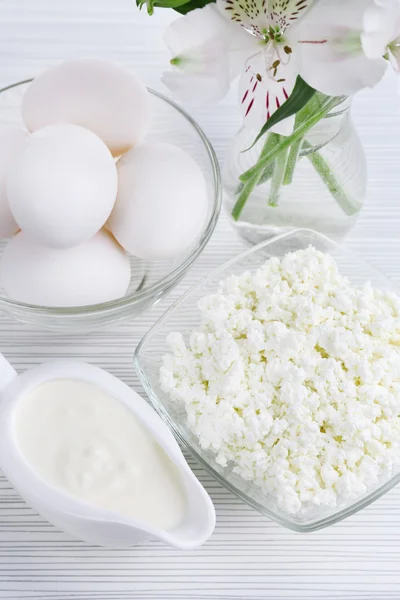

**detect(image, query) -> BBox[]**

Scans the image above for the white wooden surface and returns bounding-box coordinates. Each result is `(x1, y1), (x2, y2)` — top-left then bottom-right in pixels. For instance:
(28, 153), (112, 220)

(1, 1), (400, 598)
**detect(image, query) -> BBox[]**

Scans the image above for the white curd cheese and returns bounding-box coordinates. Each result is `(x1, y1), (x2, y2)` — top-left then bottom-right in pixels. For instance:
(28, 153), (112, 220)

(160, 248), (400, 515)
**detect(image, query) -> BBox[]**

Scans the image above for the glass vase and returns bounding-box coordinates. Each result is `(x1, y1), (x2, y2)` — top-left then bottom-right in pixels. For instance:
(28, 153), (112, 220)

(223, 97), (367, 245)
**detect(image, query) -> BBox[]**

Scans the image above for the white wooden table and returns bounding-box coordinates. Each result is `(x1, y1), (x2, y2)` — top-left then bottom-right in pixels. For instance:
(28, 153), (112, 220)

(1, 2), (400, 598)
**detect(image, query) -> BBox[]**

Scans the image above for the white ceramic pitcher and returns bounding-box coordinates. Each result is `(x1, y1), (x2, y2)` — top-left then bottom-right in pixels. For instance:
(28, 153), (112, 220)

(0, 354), (216, 548)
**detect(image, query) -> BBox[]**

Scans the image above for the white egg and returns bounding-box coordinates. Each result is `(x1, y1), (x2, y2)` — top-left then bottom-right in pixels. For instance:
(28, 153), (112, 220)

(108, 142), (208, 261)
(7, 124), (117, 248)
(0, 124), (28, 239)
(22, 58), (151, 156)
(1, 230), (131, 307)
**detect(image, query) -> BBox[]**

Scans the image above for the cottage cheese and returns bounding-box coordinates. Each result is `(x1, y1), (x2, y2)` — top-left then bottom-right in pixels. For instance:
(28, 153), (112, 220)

(160, 248), (400, 514)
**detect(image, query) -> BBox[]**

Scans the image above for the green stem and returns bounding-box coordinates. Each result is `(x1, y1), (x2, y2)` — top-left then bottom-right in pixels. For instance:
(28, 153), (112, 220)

(282, 107), (308, 186)
(259, 162), (275, 185)
(232, 96), (344, 221)
(231, 132), (280, 221)
(258, 134), (281, 184)
(231, 166), (265, 221)
(283, 136), (304, 185)
(268, 143), (288, 206)
(231, 126), (316, 221)
(239, 96), (340, 184)
(258, 132), (281, 161)
(231, 139), (295, 221)
(303, 141), (360, 216)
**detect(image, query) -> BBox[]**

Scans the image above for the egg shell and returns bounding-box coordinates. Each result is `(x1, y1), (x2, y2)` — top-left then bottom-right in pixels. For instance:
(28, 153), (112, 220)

(22, 58), (151, 156)
(0, 230), (131, 307)
(108, 142), (208, 261)
(7, 124), (118, 248)
(0, 124), (28, 239)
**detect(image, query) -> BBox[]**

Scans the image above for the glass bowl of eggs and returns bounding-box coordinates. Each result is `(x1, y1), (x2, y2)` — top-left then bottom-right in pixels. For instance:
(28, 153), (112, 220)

(0, 60), (221, 332)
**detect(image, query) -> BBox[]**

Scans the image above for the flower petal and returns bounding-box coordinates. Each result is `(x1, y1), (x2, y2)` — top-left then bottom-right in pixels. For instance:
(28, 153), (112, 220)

(268, 0), (315, 29)
(217, 0), (314, 36)
(238, 48), (298, 135)
(163, 6), (232, 103)
(297, 0), (374, 30)
(217, 0), (268, 37)
(162, 69), (231, 104)
(299, 46), (387, 96)
(163, 4), (259, 104)
(226, 17), (264, 79)
(388, 37), (400, 71)
(164, 4), (230, 55)
(292, 0), (388, 95)
(362, 0), (400, 59)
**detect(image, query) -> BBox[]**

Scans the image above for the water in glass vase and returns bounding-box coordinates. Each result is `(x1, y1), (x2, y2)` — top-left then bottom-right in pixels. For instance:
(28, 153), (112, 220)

(223, 98), (367, 245)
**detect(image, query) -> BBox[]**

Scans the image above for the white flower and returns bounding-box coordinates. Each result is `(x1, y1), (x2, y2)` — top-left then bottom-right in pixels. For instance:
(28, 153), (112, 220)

(294, 0), (388, 96)
(362, 0), (400, 71)
(162, 4), (260, 103)
(163, 0), (392, 132)
(232, 0), (387, 129)
(237, 46), (298, 135)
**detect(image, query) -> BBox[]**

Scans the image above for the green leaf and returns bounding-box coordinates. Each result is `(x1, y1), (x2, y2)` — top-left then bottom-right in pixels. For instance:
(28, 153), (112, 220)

(248, 76), (316, 150)
(173, 0), (215, 14)
(135, 0), (191, 15)
(136, 0), (214, 14)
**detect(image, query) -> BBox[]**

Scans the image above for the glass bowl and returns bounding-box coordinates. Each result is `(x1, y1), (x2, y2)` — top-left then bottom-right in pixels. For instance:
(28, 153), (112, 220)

(134, 229), (400, 532)
(0, 80), (221, 332)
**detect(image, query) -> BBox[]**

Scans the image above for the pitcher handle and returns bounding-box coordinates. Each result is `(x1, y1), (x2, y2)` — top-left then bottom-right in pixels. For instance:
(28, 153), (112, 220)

(0, 353), (17, 393)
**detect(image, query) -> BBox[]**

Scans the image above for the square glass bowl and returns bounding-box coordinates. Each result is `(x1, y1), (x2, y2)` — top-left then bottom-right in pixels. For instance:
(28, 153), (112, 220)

(134, 229), (400, 532)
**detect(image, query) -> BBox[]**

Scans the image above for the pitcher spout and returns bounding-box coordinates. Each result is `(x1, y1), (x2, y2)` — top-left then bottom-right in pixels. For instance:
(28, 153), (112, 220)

(156, 461), (216, 550)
